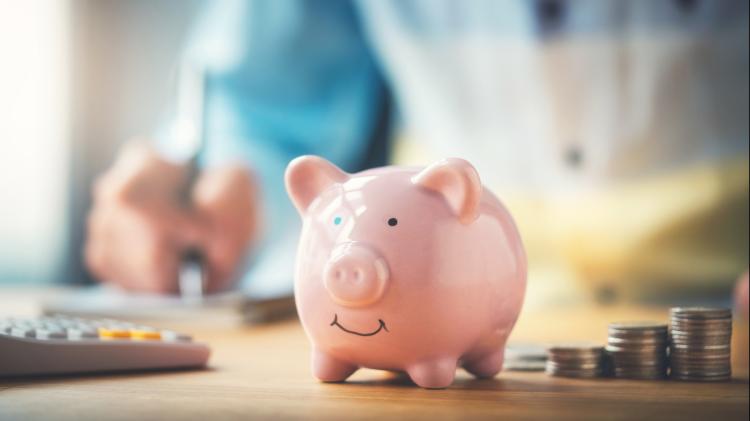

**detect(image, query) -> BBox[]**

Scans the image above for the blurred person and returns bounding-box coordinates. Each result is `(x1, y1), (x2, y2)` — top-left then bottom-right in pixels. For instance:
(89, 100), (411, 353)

(85, 0), (748, 302)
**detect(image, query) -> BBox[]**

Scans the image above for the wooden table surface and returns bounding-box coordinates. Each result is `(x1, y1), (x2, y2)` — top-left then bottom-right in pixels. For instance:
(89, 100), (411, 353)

(1, 304), (747, 420)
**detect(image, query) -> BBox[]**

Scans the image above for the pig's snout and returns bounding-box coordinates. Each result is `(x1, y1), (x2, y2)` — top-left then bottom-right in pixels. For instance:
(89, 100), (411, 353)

(323, 243), (390, 307)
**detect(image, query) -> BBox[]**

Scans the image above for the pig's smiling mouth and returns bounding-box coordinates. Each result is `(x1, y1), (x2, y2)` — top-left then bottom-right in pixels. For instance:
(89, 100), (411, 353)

(330, 314), (388, 337)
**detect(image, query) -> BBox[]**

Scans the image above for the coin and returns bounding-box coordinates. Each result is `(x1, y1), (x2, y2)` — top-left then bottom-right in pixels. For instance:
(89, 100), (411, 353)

(546, 367), (604, 378)
(504, 343), (548, 372)
(504, 360), (547, 372)
(669, 374), (731, 382)
(548, 343), (604, 354)
(669, 306), (732, 382)
(607, 321), (669, 379)
(670, 307), (732, 319)
(545, 343), (606, 379)
(609, 321), (668, 332)
(606, 343), (668, 353)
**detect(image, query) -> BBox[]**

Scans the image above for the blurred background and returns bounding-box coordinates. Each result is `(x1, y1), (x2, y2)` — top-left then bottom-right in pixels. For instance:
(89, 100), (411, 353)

(0, 0), (747, 309)
(0, 0), (200, 285)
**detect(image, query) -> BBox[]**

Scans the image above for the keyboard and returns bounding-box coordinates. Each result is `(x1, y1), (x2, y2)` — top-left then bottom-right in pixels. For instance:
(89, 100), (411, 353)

(0, 315), (210, 377)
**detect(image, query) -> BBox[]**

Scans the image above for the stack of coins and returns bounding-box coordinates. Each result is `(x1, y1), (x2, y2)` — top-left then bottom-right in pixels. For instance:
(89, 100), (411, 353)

(670, 307), (732, 382)
(606, 322), (669, 379)
(546, 343), (605, 378)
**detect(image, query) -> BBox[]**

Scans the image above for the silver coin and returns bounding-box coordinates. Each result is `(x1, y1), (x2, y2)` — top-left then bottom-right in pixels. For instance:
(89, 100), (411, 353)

(670, 364), (732, 373)
(670, 346), (731, 352)
(505, 344), (548, 362)
(547, 354), (604, 360)
(670, 369), (732, 377)
(547, 361), (603, 370)
(669, 314), (732, 326)
(607, 338), (668, 348)
(670, 337), (732, 344)
(671, 375), (731, 382)
(670, 313), (732, 321)
(609, 328), (668, 335)
(671, 322), (732, 333)
(670, 359), (731, 367)
(671, 331), (732, 338)
(670, 316), (732, 323)
(608, 336), (669, 345)
(670, 318), (732, 326)
(670, 343), (730, 351)
(610, 358), (668, 365)
(609, 321), (668, 329)
(548, 343), (604, 354)
(609, 328), (668, 336)
(608, 333), (668, 341)
(670, 320), (733, 332)
(670, 358), (731, 365)
(504, 360), (547, 372)
(670, 370), (732, 376)
(670, 333), (732, 341)
(547, 354), (604, 363)
(606, 344), (668, 353)
(609, 355), (668, 363)
(609, 350), (668, 357)
(670, 342), (732, 348)
(670, 356), (731, 363)
(670, 353), (731, 360)
(670, 307), (732, 319)
(606, 354), (668, 362)
(609, 321), (668, 333)
(671, 358), (731, 364)
(608, 352), (667, 360)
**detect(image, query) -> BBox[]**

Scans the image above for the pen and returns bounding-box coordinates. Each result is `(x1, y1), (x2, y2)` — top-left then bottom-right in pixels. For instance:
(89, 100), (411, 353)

(176, 63), (206, 303)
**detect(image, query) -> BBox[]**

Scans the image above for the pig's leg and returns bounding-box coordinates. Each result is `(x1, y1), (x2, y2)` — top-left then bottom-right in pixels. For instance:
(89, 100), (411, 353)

(406, 358), (457, 389)
(463, 348), (505, 378)
(311, 349), (358, 382)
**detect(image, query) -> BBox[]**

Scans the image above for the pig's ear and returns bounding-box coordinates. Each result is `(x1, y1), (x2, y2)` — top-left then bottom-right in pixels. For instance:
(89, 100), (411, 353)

(412, 158), (482, 224)
(285, 155), (349, 215)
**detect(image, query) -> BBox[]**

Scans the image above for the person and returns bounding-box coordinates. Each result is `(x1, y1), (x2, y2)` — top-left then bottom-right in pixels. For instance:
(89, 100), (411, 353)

(85, 0), (748, 302)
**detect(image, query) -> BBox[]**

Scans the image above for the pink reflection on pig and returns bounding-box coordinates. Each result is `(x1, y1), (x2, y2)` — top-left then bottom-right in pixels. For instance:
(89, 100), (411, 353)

(285, 156), (527, 389)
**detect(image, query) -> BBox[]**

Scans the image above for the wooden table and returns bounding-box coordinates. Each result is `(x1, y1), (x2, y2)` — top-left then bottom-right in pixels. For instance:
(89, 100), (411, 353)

(1, 304), (747, 420)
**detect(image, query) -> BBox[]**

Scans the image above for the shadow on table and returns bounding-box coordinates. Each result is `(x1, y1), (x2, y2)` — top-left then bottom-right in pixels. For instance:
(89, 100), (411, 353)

(344, 370), (514, 390)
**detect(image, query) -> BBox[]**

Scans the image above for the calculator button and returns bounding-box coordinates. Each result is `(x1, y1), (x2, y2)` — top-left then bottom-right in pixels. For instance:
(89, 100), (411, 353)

(160, 330), (192, 342)
(130, 329), (161, 340)
(10, 328), (35, 338)
(66, 328), (99, 340)
(98, 327), (131, 339)
(35, 329), (67, 340)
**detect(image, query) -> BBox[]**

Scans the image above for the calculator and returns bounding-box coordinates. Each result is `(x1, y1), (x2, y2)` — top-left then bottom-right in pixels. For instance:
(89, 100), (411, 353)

(0, 315), (210, 377)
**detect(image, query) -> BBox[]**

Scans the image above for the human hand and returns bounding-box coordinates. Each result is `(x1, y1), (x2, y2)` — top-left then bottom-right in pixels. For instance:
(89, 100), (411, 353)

(84, 141), (259, 293)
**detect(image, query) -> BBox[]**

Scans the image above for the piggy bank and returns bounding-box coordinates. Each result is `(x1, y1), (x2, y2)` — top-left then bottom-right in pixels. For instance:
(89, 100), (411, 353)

(285, 156), (527, 389)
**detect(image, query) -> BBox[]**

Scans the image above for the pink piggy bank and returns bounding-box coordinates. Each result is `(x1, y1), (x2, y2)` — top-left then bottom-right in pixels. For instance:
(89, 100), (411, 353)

(285, 156), (527, 389)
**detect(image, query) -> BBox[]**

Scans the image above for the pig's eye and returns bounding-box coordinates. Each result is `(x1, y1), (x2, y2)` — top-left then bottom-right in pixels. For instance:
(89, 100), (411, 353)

(333, 216), (342, 226)
(387, 217), (398, 227)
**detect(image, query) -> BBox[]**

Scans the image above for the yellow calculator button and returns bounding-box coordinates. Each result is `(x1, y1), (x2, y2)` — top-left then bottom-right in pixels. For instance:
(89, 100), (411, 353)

(98, 327), (131, 339)
(130, 329), (161, 340)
